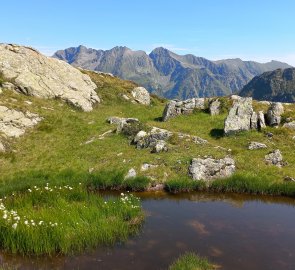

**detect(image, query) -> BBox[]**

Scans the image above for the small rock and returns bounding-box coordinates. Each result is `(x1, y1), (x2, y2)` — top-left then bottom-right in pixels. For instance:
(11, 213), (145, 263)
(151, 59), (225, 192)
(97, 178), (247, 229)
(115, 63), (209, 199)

(283, 121), (295, 130)
(2, 82), (16, 91)
(151, 140), (168, 153)
(248, 142), (267, 150)
(141, 163), (158, 171)
(284, 176), (295, 182)
(88, 168), (94, 173)
(134, 130), (147, 143)
(265, 149), (284, 167)
(265, 132), (273, 138)
(125, 168), (137, 179)
(209, 99), (221, 116)
(266, 102), (284, 126)
(131, 87), (150, 105)
(24, 100), (33, 105)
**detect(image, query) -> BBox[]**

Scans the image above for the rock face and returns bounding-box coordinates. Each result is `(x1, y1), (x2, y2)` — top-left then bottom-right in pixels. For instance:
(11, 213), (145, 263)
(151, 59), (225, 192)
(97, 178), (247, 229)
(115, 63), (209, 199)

(0, 106), (42, 137)
(162, 98), (205, 121)
(131, 87), (150, 105)
(224, 97), (254, 134)
(266, 102), (284, 126)
(265, 149), (284, 167)
(209, 99), (221, 116)
(248, 142), (267, 150)
(0, 44), (99, 111)
(189, 157), (235, 181)
(283, 121), (295, 130)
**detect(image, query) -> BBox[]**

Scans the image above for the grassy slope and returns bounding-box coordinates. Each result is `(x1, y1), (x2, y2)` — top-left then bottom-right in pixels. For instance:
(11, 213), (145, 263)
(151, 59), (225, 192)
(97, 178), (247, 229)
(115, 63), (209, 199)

(0, 71), (295, 195)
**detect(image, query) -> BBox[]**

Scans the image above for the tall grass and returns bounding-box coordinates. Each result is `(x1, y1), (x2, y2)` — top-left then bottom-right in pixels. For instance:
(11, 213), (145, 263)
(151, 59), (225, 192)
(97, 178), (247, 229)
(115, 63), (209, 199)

(169, 252), (214, 270)
(0, 184), (143, 255)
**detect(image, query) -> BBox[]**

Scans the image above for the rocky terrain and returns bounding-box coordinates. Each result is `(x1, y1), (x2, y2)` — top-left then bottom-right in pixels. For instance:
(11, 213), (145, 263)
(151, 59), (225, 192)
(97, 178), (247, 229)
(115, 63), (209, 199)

(0, 44), (295, 195)
(53, 45), (292, 100)
(240, 68), (295, 102)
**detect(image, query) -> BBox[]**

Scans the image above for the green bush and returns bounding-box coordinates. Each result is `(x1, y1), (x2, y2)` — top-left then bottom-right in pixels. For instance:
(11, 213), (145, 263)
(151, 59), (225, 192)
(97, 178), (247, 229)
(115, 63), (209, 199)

(169, 252), (213, 270)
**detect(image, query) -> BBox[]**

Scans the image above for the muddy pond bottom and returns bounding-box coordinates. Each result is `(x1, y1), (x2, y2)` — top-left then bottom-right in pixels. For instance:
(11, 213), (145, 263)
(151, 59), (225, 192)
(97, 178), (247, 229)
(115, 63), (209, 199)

(1, 192), (295, 270)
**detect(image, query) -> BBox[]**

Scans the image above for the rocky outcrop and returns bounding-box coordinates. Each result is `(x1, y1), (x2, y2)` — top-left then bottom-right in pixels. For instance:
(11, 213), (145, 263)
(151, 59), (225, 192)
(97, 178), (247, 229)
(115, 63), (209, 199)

(131, 87), (150, 105)
(248, 142), (267, 150)
(162, 98), (205, 121)
(0, 44), (99, 111)
(266, 102), (284, 126)
(209, 99), (221, 116)
(265, 149), (285, 167)
(224, 97), (254, 134)
(0, 106), (42, 138)
(188, 157), (235, 181)
(151, 140), (168, 153)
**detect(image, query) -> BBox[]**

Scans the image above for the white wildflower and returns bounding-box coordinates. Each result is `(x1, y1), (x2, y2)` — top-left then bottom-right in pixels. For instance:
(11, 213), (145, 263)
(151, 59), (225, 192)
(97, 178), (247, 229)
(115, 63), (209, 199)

(12, 223), (17, 229)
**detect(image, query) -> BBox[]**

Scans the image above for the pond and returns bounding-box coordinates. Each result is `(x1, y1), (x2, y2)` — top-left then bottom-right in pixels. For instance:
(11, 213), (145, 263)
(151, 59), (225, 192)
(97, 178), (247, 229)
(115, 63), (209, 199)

(1, 192), (295, 269)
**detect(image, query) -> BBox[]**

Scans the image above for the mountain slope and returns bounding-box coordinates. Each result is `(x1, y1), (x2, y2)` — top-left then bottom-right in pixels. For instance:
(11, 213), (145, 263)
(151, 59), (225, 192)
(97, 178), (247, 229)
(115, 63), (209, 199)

(53, 46), (292, 99)
(240, 68), (295, 102)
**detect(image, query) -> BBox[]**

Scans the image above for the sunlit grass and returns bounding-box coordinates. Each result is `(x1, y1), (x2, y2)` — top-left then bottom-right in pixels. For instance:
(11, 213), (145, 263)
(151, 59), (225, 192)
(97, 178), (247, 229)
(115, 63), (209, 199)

(0, 184), (143, 255)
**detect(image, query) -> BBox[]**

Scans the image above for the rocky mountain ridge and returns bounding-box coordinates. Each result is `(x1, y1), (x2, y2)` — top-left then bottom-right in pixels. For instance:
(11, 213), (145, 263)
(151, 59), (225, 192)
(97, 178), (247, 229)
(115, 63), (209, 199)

(53, 45), (292, 100)
(240, 68), (295, 102)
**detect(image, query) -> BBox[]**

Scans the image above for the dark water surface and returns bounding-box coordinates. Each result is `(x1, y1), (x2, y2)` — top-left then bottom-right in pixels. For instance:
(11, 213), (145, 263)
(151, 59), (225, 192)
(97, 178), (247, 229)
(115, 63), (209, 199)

(1, 192), (295, 270)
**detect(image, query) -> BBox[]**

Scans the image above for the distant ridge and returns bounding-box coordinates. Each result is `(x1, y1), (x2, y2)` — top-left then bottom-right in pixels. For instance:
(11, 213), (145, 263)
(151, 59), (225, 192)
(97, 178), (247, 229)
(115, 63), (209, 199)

(240, 68), (295, 102)
(53, 45), (292, 99)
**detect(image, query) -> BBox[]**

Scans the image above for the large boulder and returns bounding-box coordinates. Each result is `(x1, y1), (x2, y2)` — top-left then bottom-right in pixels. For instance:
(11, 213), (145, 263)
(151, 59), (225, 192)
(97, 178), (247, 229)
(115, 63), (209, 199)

(266, 102), (284, 126)
(0, 44), (99, 111)
(162, 98), (205, 121)
(189, 157), (235, 181)
(131, 87), (150, 105)
(224, 97), (254, 134)
(0, 106), (42, 137)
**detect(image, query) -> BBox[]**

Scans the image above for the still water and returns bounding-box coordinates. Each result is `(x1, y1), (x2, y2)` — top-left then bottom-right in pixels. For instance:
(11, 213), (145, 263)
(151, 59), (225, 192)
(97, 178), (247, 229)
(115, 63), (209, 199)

(1, 192), (295, 270)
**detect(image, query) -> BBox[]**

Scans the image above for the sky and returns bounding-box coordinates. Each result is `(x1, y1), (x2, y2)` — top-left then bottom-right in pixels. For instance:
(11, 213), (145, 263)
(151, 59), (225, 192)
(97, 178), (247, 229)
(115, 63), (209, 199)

(1, 0), (295, 65)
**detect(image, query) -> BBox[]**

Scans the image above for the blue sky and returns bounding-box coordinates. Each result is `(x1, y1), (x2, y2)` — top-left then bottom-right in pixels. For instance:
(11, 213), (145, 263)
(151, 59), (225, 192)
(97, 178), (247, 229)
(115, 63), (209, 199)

(1, 0), (295, 65)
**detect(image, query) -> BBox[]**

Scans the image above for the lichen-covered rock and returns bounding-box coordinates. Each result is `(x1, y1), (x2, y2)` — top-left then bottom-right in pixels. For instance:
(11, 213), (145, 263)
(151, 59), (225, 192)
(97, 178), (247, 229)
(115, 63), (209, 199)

(250, 112), (258, 130)
(0, 44), (99, 111)
(0, 105), (42, 137)
(248, 142), (267, 150)
(124, 168), (137, 179)
(162, 98), (205, 121)
(224, 97), (253, 134)
(283, 121), (295, 130)
(2, 82), (16, 91)
(266, 102), (284, 126)
(151, 140), (168, 153)
(209, 99), (221, 116)
(189, 157), (235, 181)
(131, 87), (150, 105)
(265, 149), (284, 167)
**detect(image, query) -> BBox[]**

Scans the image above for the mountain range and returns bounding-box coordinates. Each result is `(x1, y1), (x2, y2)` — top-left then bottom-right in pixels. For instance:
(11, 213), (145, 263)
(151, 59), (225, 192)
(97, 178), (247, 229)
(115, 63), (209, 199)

(53, 45), (292, 100)
(240, 68), (295, 102)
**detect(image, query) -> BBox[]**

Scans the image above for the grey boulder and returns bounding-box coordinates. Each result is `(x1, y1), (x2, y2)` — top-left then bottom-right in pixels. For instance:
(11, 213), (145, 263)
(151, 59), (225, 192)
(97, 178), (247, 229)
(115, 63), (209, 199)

(131, 87), (150, 105)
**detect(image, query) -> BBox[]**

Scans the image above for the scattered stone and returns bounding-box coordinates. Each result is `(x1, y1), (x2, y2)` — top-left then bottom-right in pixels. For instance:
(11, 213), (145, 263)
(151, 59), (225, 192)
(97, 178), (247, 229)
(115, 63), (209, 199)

(248, 142), (267, 150)
(121, 94), (130, 101)
(88, 168), (94, 173)
(151, 140), (168, 153)
(131, 87), (150, 105)
(0, 44), (99, 111)
(41, 106), (54, 111)
(140, 163), (159, 171)
(117, 152), (123, 156)
(177, 132), (208, 145)
(266, 102), (284, 126)
(24, 100), (33, 105)
(189, 157), (236, 181)
(224, 97), (254, 135)
(257, 111), (266, 129)
(284, 176), (295, 182)
(125, 168), (137, 179)
(162, 98), (205, 121)
(98, 130), (113, 140)
(0, 105), (42, 137)
(0, 141), (6, 152)
(107, 116), (125, 125)
(265, 149), (285, 167)
(265, 132), (273, 138)
(115, 118), (139, 133)
(283, 121), (295, 130)
(147, 184), (164, 191)
(2, 82), (16, 91)
(209, 99), (221, 116)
